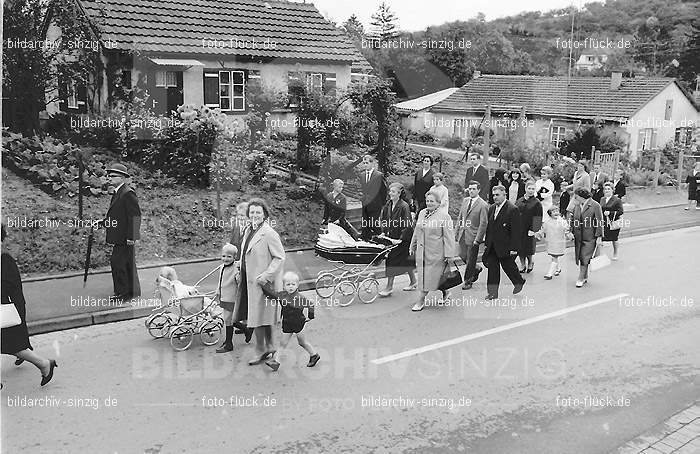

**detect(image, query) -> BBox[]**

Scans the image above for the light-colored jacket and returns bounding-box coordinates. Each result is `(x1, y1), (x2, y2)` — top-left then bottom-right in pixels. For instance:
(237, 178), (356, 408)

(410, 209), (456, 291)
(238, 222), (285, 327)
(538, 216), (570, 256)
(455, 196), (488, 245)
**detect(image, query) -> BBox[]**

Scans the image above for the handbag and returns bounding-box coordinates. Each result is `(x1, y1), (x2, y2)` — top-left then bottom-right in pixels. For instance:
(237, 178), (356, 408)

(1, 303), (22, 329)
(589, 245), (611, 271)
(438, 262), (463, 291)
(609, 215), (624, 231)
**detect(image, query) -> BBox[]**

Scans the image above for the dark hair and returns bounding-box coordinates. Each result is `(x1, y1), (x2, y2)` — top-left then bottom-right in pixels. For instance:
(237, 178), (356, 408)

(509, 169), (522, 180)
(575, 188), (591, 199)
(421, 155), (434, 165)
(469, 153), (482, 161)
(467, 180), (481, 190)
(247, 198), (270, 219)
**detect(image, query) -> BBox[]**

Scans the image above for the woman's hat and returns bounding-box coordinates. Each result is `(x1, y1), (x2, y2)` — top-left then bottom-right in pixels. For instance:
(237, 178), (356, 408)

(107, 163), (130, 178)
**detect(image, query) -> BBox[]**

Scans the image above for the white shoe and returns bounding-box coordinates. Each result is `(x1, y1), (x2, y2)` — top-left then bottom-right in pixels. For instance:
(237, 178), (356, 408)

(402, 284), (417, 291)
(378, 290), (392, 297)
(411, 302), (425, 312)
(575, 279), (587, 288)
(612, 254), (619, 261)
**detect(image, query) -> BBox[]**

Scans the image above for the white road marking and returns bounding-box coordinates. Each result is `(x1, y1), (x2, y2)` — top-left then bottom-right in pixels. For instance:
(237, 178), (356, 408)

(371, 293), (629, 365)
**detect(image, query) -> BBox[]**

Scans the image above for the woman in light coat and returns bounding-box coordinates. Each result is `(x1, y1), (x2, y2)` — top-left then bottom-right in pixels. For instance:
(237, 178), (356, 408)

(237, 198), (286, 366)
(409, 190), (458, 311)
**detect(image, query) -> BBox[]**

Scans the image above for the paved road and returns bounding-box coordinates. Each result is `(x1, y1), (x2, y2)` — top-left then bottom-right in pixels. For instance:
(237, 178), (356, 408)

(20, 205), (700, 331)
(3, 227), (698, 453)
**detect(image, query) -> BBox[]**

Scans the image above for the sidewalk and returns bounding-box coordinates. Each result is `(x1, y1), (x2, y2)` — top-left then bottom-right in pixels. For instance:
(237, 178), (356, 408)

(22, 204), (700, 335)
(613, 403), (700, 453)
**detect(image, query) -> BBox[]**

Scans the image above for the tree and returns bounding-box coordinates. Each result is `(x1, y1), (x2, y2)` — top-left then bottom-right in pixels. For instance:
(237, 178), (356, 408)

(369, 2), (400, 41)
(342, 14), (365, 47)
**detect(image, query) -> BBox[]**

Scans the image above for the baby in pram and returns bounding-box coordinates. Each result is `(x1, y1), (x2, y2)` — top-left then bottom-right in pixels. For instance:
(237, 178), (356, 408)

(155, 266), (196, 302)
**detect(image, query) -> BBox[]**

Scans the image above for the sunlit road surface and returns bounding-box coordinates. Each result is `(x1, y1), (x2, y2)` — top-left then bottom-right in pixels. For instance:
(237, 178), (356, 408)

(2, 227), (699, 454)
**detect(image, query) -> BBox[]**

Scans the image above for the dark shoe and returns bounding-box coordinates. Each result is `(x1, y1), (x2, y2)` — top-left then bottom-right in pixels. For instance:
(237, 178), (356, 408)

(215, 343), (233, 353)
(14, 357), (24, 366)
(40, 360), (58, 387)
(307, 354), (320, 367)
(266, 359), (280, 371)
(263, 350), (276, 360)
(472, 267), (482, 282)
(248, 354), (267, 366)
(485, 294), (498, 300)
(244, 328), (254, 343)
(461, 282), (473, 290)
(526, 265), (534, 273)
(518, 267), (526, 273)
(513, 281), (525, 295)
(234, 329), (244, 334)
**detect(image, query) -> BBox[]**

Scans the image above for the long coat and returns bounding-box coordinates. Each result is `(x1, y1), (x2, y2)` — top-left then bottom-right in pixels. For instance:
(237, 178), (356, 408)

(105, 184), (141, 244)
(515, 196), (543, 256)
(380, 199), (414, 277)
(236, 222), (285, 327)
(571, 199), (604, 266)
(1, 253), (31, 355)
(413, 168), (435, 212)
(410, 209), (456, 291)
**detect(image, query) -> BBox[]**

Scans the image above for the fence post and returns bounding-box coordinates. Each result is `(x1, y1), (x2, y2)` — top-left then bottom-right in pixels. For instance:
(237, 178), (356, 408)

(653, 149), (661, 190)
(483, 104), (491, 156)
(677, 148), (684, 192)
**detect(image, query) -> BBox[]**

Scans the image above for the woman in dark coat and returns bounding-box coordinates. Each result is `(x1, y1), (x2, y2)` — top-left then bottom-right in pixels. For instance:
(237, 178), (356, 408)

(600, 182), (624, 260)
(489, 168), (509, 204)
(378, 182), (417, 296)
(1, 225), (57, 386)
(515, 180), (543, 273)
(613, 169), (627, 200)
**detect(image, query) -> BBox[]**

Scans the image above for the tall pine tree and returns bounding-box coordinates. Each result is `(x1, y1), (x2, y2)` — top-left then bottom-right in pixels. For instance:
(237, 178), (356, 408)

(369, 2), (399, 41)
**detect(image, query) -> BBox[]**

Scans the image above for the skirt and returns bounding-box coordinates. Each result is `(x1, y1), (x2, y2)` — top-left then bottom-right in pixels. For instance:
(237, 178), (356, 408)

(385, 241), (414, 278)
(1, 319), (31, 355)
(603, 225), (620, 242)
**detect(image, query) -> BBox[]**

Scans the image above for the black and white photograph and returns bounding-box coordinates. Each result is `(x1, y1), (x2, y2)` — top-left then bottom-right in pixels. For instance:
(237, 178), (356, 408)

(1, 0), (699, 451)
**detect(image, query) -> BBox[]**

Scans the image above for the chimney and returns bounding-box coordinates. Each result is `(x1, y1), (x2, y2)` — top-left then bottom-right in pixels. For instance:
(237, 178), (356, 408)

(473, 70), (481, 79)
(610, 71), (622, 90)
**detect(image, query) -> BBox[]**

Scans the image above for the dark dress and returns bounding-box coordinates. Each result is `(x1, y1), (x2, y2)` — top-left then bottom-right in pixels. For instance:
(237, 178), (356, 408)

(1, 253), (32, 355)
(379, 199), (415, 277)
(515, 196), (543, 257)
(686, 171), (700, 201)
(601, 195), (624, 242)
(233, 224), (262, 323)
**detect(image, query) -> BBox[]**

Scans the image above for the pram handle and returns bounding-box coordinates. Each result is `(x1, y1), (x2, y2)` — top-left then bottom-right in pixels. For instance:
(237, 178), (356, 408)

(193, 264), (224, 288)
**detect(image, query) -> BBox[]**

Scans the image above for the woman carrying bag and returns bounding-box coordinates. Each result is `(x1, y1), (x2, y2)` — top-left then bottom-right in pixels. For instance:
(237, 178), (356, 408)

(1, 225), (57, 386)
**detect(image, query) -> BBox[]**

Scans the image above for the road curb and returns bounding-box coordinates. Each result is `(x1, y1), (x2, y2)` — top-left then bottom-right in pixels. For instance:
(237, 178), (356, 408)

(26, 220), (700, 336)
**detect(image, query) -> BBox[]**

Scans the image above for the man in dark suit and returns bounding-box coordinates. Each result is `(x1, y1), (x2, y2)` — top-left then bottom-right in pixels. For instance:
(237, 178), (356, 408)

(464, 153), (490, 201)
(483, 185), (526, 299)
(360, 155), (387, 240)
(413, 155), (435, 213)
(102, 164), (141, 300)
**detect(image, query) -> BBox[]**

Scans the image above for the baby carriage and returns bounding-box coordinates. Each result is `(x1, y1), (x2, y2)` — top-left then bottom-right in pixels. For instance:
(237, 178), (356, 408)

(145, 265), (225, 351)
(314, 223), (398, 306)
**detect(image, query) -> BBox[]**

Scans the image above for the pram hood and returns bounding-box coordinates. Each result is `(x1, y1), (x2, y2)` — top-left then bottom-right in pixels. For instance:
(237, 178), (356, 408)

(317, 223), (384, 250)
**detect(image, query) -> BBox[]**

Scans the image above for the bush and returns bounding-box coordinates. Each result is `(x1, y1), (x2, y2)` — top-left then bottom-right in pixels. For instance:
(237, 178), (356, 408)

(1, 132), (110, 197)
(409, 130), (436, 143)
(442, 136), (463, 150)
(247, 152), (270, 185)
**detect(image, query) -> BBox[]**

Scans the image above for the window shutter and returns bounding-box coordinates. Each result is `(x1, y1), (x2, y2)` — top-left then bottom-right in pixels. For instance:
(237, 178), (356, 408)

(637, 130), (645, 150)
(288, 71), (303, 108)
(323, 73), (336, 96)
(77, 84), (88, 113)
(651, 129), (658, 149)
(203, 72), (219, 107)
(664, 100), (673, 121)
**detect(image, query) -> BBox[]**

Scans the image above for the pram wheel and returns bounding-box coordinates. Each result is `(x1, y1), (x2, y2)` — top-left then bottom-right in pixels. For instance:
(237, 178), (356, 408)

(199, 320), (222, 346)
(316, 273), (336, 299)
(170, 325), (194, 351)
(357, 277), (380, 304)
(147, 314), (172, 339)
(335, 281), (357, 307)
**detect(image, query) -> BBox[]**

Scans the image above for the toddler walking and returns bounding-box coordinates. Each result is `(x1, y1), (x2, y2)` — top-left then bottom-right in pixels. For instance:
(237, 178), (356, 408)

(262, 271), (320, 371)
(215, 243), (253, 352)
(536, 207), (573, 279)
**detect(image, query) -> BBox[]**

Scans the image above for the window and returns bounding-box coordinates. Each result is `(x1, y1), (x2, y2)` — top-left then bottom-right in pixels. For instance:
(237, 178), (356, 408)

(550, 125), (566, 147)
(67, 80), (78, 108)
(203, 70), (246, 112)
(307, 73), (323, 94)
(675, 127), (692, 146)
(664, 99), (673, 121)
(454, 118), (467, 138)
(155, 71), (178, 88)
(638, 128), (656, 151)
(287, 71), (337, 108)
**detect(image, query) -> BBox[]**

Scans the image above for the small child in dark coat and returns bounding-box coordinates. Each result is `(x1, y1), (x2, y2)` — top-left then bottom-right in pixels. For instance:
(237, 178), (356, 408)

(262, 271), (319, 371)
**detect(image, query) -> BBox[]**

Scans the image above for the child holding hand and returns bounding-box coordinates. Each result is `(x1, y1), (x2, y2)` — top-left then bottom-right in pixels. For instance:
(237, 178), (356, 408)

(536, 207), (574, 280)
(262, 271), (320, 371)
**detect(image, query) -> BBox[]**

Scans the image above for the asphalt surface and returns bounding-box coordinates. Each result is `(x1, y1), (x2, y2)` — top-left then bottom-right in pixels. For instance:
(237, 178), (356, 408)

(2, 227), (698, 453)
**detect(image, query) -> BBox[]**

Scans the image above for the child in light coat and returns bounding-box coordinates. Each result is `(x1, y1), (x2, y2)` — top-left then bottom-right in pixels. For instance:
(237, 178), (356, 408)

(536, 207), (573, 279)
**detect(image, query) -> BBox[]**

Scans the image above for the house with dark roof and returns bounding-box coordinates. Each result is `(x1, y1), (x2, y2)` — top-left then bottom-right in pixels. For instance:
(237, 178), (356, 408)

(394, 87), (459, 132)
(42, 0), (371, 129)
(423, 73), (698, 159)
